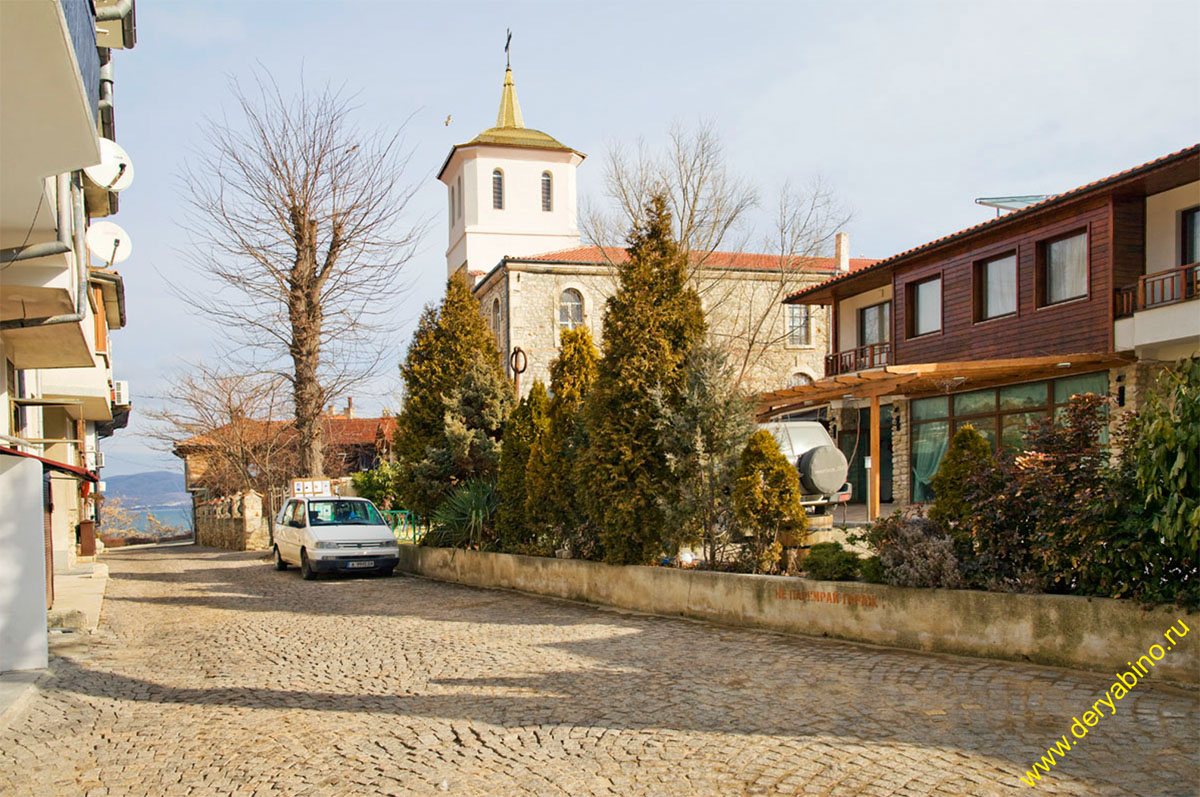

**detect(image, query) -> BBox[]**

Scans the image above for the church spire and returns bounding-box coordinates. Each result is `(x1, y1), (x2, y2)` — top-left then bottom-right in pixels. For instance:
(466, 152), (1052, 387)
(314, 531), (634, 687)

(495, 67), (524, 129)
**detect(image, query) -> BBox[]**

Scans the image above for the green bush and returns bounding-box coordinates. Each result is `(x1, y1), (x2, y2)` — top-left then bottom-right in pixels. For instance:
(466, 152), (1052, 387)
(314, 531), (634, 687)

(424, 479), (498, 549)
(803, 542), (860, 581)
(929, 423), (992, 561)
(495, 382), (550, 554)
(859, 555), (886, 584)
(732, 430), (806, 574)
(863, 509), (965, 589)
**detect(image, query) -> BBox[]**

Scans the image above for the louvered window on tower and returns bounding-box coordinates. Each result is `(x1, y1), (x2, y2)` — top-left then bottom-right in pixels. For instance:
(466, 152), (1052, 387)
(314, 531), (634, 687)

(541, 172), (553, 211)
(492, 169), (504, 210)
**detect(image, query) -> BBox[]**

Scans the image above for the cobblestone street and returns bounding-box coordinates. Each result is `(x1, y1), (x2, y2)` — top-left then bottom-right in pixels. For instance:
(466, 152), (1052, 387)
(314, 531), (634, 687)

(1, 546), (1197, 796)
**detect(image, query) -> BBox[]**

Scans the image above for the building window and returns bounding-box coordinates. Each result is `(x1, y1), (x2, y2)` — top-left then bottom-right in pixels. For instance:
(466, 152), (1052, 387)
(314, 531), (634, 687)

(559, 289), (583, 330)
(789, 373), (813, 388)
(908, 277), (942, 337)
(491, 298), (502, 342)
(448, 185), (455, 223)
(456, 176), (464, 219)
(541, 172), (553, 212)
(858, 301), (891, 347)
(977, 253), (1017, 320)
(787, 305), (811, 346)
(908, 371), (1109, 501)
(492, 169), (504, 210)
(1041, 230), (1087, 305)
(1182, 206), (1199, 265)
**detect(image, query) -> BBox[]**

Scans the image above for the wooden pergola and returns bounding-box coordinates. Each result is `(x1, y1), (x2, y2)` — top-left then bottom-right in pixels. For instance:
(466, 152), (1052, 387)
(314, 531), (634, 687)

(755, 352), (1133, 520)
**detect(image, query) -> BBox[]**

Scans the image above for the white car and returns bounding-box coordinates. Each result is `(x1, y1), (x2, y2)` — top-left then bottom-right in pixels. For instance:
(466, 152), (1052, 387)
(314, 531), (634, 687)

(272, 496), (399, 580)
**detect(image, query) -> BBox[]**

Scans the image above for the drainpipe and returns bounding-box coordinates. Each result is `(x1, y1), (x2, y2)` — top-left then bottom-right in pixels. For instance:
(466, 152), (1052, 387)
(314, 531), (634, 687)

(0, 173), (90, 331)
(97, 51), (115, 141)
(0, 174), (72, 265)
(94, 0), (133, 21)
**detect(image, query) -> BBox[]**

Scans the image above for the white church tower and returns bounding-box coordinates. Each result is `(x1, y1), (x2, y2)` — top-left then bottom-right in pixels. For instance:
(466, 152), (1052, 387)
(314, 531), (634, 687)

(437, 65), (585, 277)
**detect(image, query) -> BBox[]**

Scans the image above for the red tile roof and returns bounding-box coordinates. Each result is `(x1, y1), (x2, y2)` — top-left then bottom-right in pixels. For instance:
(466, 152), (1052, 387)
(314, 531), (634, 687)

(176, 416), (392, 451)
(513, 245), (878, 273)
(785, 143), (1200, 304)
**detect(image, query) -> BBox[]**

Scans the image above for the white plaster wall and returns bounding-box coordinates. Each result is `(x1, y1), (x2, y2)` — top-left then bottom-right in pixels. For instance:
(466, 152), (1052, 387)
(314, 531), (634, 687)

(441, 145), (582, 276)
(837, 285), (893, 350)
(0, 454), (49, 671)
(1145, 181), (1200, 273)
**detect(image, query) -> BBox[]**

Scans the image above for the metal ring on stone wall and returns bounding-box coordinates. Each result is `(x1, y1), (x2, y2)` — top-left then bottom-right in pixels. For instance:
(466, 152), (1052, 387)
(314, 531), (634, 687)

(509, 347), (528, 374)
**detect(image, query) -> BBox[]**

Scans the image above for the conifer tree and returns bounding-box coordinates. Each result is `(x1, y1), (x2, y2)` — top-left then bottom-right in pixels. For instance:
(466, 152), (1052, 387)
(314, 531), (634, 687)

(525, 328), (599, 554)
(579, 193), (707, 565)
(732, 430), (806, 574)
(395, 272), (511, 515)
(496, 381), (550, 553)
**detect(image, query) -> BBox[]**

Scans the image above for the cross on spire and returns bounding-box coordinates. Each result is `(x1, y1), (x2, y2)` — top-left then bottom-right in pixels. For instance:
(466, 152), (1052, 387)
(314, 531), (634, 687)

(505, 28), (512, 69)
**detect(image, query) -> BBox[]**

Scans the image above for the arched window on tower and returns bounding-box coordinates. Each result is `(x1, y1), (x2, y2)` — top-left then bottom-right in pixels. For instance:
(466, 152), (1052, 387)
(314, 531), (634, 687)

(448, 185), (455, 223)
(456, 175), (463, 218)
(559, 289), (583, 330)
(492, 298), (502, 344)
(492, 169), (504, 210)
(541, 172), (553, 212)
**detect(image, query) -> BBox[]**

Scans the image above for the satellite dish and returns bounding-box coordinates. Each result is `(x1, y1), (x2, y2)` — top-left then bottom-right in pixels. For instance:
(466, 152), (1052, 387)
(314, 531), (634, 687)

(83, 138), (135, 192)
(86, 221), (133, 265)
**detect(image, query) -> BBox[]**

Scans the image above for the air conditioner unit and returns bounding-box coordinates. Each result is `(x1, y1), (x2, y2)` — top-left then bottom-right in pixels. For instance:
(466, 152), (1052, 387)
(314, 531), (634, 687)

(94, 451), (106, 470)
(112, 380), (130, 406)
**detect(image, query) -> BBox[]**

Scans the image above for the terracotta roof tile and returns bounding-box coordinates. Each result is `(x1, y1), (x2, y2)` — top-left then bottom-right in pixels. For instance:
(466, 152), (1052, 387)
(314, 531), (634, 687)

(785, 143), (1200, 304)
(513, 245), (878, 273)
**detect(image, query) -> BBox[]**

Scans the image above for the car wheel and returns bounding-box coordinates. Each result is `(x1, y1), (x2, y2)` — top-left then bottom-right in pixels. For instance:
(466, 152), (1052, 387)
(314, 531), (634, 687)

(300, 550), (317, 581)
(273, 546), (288, 571)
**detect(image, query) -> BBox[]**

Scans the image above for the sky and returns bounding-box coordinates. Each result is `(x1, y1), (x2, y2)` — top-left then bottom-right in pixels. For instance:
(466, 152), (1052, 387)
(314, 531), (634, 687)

(99, 0), (1200, 477)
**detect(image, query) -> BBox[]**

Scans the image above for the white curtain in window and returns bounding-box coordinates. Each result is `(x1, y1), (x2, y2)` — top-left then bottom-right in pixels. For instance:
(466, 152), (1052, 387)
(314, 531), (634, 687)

(559, 289), (583, 329)
(914, 278), (941, 335)
(1047, 233), (1086, 303)
(985, 255), (1017, 317)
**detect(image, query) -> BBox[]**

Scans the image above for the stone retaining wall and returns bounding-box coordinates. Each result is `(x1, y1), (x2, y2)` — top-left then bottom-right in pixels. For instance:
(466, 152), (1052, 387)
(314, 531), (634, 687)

(396, 545), (1198, 683)
(195, 492), (271, 551)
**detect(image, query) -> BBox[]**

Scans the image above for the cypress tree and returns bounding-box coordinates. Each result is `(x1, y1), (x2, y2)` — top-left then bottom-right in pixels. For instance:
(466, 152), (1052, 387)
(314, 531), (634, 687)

(579, 193), (707, 565)
(525, 327), (599, 555)
(495, 381), (550, 553)
(395, 272), (511, 516)
(732, 430), (806, 574)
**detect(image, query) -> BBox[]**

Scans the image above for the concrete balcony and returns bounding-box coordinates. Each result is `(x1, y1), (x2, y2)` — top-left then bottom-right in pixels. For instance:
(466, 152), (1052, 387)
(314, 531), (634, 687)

(38, 364), (113, 422)
(1114, 263), (1200, 360)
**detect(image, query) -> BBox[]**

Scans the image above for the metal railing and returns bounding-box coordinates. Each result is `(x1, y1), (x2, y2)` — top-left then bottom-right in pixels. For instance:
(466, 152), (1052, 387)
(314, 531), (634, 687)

(381, 510), (426, 544)
(824, 342), (892, 377)
(1114, 262), (1200, 318)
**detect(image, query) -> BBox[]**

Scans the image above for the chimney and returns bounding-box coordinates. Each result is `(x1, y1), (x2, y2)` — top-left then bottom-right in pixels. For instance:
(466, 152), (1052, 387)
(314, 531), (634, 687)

(345, 397), (355, 419)
(835, 232), (850, 273)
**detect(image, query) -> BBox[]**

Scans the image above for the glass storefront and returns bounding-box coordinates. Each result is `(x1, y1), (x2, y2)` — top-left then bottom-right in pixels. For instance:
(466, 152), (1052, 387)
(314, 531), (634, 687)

(908, 371), (1109, 502)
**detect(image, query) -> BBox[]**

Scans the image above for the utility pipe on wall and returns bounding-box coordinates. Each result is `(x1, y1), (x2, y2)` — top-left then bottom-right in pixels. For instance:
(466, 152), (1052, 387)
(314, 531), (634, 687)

(0, 173), (90, 331)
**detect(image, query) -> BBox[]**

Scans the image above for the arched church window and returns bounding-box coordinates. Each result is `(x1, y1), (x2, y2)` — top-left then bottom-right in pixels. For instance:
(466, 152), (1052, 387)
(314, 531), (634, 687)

(541, 172), (553, 212)
(448, 185), (455, 223)
(492, 298), (502, 340)
(456, 175), (463, 218)
(492, 169), (504, 210)
(789, 372), (813, 388)
(559, 289), (583, 330)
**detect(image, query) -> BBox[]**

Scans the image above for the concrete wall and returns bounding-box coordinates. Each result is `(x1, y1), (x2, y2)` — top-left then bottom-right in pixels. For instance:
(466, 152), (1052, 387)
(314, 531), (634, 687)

(836, 284), (893, 352)
(194, 491), (270, 551)
(0, 455), (49, 671)
(1145, 181), (1200, 273)
(397, 545), (1199, 683)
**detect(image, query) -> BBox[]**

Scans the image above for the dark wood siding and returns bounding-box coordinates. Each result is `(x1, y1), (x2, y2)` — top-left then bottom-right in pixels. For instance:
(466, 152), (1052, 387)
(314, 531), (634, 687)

(891, 196), (1125, 364)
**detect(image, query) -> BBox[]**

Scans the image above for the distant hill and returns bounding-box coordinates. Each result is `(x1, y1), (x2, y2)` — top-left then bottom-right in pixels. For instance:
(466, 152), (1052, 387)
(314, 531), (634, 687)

(105, 470), (189, 510)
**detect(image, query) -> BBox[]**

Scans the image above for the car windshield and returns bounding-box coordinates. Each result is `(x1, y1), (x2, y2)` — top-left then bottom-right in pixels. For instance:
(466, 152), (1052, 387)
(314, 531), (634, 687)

(306, 500), (385, 526)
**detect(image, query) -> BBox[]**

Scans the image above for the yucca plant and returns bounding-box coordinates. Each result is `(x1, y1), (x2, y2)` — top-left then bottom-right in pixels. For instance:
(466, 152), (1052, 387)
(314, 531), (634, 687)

(425, 479), (499, 549)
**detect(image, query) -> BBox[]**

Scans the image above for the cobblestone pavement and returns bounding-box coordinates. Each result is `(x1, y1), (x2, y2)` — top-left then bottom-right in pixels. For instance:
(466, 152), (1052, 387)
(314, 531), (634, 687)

(2, 547), (1197, 796)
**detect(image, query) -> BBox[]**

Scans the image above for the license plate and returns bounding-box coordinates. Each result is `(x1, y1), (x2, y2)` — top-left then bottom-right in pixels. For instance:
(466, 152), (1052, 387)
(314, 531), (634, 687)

(347, 561), (374, 569)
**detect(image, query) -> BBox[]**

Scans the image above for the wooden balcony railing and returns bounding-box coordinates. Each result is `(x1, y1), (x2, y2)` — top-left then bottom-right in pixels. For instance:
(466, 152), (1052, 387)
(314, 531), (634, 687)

(1114, 262), (1199, 319)
(825, 342), (892, 377)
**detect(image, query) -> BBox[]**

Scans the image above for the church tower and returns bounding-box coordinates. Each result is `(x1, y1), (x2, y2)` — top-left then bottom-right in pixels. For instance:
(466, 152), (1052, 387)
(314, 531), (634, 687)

(437, 66), (585, 277)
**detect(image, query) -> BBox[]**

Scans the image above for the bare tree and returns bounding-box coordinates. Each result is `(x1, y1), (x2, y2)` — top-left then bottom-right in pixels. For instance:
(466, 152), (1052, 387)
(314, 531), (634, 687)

(148, 365), (299, 516)
(180, 71), (425, 477)
(582, 122), (850, 386)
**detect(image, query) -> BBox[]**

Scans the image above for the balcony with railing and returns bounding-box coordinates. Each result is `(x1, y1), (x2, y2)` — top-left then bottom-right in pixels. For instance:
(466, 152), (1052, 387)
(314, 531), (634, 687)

(1114, 262), (1199, 318)
(824, 342), (892, 377)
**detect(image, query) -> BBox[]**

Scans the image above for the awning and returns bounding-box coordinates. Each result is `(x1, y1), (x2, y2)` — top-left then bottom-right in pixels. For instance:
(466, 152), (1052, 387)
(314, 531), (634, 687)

(756, 353), (1133, 420)
(0, 445), (98, 482)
